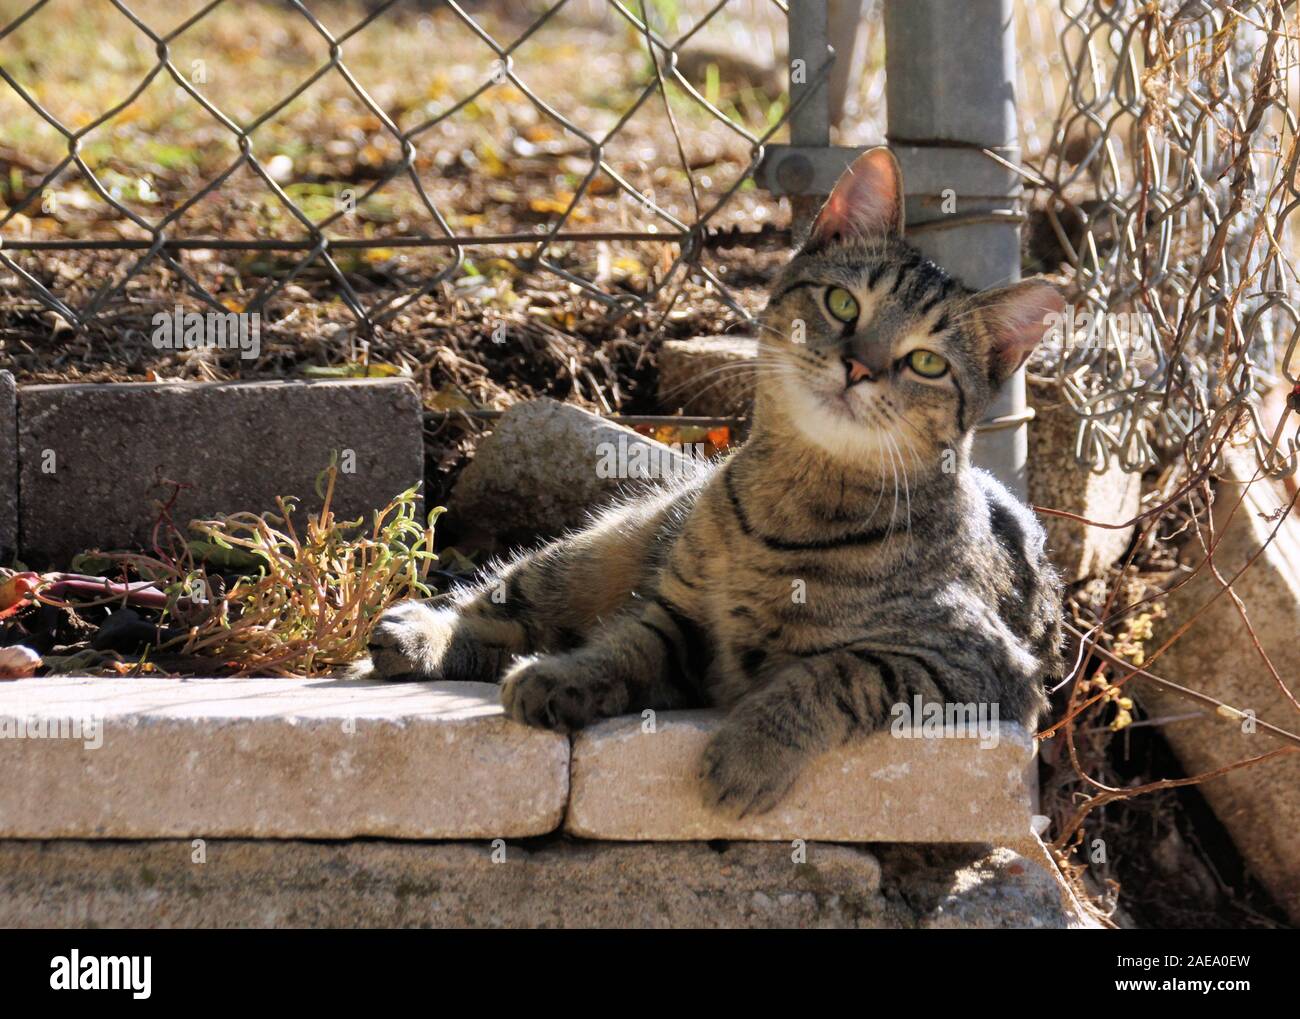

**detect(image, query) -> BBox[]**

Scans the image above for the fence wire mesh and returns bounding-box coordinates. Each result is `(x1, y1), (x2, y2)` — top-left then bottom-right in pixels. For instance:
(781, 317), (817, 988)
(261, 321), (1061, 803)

(1019, 0), (1300, 480)
(0, 0), (817, 333)
(0, 0), (1296, 482)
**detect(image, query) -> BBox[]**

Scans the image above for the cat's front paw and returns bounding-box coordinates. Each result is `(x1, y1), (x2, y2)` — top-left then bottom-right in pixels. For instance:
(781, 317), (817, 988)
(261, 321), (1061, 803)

(699, 724), (804, 818)
(500, 656), (608, 733)
(366, 601), (455, 681)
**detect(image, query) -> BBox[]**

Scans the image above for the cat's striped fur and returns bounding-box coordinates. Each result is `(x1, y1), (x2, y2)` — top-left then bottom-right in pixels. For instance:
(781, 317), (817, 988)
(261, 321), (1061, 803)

(363, 148), (1064, 816)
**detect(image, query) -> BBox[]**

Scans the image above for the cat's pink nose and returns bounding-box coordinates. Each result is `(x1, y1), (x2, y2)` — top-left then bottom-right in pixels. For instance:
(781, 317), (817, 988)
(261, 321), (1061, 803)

(844, 357), (875, 386)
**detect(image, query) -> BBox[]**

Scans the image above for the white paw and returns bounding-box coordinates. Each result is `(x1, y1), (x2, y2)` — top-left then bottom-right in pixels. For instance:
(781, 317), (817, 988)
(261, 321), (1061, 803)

(366, 601), (454, 680)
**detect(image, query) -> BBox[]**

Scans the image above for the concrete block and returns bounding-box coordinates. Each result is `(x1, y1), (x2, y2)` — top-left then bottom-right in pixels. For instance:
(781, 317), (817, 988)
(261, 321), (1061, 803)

(875, 841), (1098, 929)
(657, 335), (758, 418)
(565, 710), (1037, 844)
(17, 378), (423, 566)
(1139, 454), (1300, 923)
(0, 838), (1091, 928)
(0, 677), (568, 839)
(1026, 376), (1141, 580)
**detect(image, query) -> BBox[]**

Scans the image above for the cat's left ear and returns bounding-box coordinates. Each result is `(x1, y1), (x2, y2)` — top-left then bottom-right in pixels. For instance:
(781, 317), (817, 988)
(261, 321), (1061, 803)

(805, 146), (904, 250)
(971, 280), (1065, 384)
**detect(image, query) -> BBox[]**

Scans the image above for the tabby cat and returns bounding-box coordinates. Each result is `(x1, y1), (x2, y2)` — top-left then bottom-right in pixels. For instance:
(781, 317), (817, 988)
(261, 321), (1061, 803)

(362, 147), (1064, 816)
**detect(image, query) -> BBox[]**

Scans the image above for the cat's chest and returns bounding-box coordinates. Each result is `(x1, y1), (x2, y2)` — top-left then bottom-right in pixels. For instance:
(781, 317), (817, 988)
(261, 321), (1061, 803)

(699, 561), (879, 692)
(708, 553), (885, 624)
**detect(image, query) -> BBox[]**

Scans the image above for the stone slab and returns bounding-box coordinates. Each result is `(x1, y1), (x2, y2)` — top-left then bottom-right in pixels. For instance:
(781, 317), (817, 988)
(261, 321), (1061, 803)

(657, 335), (758, 418)
(449, 397), (699, 544)
(566, 710), (1036, 844)
(0, 837), (1091, 928)
(0, 370), (14, 562)
(17, 378), (423, 566)
(1139, 455), (1300, 923)
(0, 677), (568, 840)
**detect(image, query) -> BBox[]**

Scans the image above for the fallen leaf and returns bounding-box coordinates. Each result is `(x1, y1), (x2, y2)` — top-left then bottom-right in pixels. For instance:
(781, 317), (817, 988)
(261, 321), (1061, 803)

(300, 362), (406, 378)
(428, 384), (477, 411)
(529, 194), (574, 215)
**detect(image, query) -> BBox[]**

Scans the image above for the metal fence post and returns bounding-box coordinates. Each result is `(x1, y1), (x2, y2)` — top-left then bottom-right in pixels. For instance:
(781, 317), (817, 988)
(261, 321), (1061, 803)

(785, 0), (832, 235)
(884, 0), (1029, 498)
(828, 0), (871, 127)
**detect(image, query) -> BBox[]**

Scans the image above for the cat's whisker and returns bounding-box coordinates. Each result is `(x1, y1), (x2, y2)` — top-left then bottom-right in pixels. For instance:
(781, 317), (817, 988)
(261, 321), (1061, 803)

(670, 364), (798, 409)
(883, 434), (901, 545)
(880, 407), (928, 472)
(886, 430), (914, 539)
(882, 405), (931, 449)
(855, 447), (892, 531)
(754, 319), (845, 359)
(897, 431), (926, 477)
(890, 439), (907, 540)
(656, 358), (794, 406)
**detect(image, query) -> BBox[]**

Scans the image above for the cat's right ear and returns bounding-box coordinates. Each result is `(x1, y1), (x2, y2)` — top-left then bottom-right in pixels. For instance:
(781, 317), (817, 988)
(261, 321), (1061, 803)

(804, 146), (904, 251)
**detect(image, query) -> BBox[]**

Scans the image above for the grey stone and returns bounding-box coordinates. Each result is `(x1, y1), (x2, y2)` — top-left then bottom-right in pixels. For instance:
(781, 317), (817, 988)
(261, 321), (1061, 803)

(1026, 376), (1141, 580)
(657, 335), (758, 418)
(875, 842), (1100, 929)
(0, 837), (1091, 928)
(566, 710), (1038, 844)
(449, 397), (699, 543)
(1137, 453), (1300, 923)
(17, 378), (423, 566)
(0, 676), (569, 840)
(0, 370), (14, 562)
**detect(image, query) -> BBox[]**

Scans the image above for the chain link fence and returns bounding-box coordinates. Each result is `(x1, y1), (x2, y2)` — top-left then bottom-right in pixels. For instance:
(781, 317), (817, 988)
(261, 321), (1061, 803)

(0, 0), (821, 330)
(0, 0), (1296, 480)
(1020, 0), (1299, 480)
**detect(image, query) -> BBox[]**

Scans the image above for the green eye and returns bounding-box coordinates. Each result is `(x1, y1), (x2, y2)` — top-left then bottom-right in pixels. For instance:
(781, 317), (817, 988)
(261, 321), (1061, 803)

(906, 349), (949, 378)
(825, 287), (859, 323)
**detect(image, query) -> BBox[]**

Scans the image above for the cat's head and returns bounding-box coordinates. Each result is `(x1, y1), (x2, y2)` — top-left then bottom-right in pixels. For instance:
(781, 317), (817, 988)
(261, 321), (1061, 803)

(758, 146), (1062, 470)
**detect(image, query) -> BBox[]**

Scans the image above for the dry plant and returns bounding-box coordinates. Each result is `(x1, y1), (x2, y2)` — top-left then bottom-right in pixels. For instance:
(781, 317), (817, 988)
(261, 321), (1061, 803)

(105, 462), (441, 676)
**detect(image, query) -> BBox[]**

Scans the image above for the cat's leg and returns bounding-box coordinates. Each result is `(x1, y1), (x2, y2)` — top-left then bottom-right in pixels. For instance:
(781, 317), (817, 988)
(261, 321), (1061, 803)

(700, 649), (945, 817)
(500, 595), (706, 732)
(364, 542), (582, 682)
(364, 482), (698, 682)
(363, 593), (521, 684)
